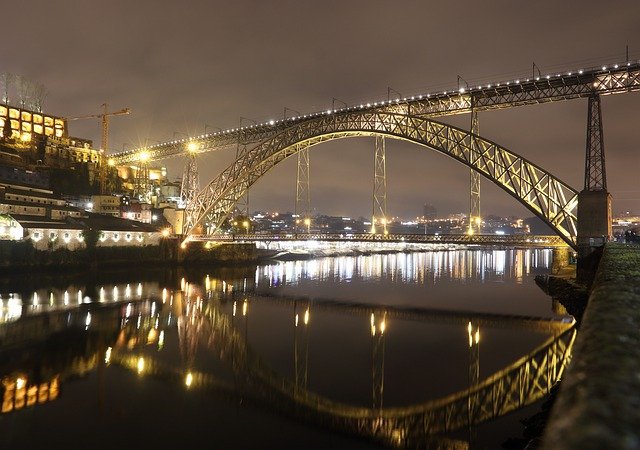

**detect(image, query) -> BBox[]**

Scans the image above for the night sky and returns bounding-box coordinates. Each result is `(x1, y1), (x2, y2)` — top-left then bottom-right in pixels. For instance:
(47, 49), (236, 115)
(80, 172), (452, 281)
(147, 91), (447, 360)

(3, 1), (640, 219)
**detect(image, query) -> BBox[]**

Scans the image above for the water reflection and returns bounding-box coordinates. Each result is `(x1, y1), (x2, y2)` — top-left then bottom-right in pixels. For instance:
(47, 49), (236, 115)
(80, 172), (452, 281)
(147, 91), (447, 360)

(0, 282), (162, 324)
(258, 249), (550, 287)
(0, 250), (567, 449)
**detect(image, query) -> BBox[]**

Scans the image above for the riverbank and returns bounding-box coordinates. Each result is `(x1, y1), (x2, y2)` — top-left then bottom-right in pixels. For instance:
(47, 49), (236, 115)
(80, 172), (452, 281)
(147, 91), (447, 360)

(0, 240), (271, 272)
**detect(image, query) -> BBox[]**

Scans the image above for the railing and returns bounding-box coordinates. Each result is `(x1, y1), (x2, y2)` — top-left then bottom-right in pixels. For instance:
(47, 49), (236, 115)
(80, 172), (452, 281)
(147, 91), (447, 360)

(189, 233), (569, 247)
(111, 60), (640, 164)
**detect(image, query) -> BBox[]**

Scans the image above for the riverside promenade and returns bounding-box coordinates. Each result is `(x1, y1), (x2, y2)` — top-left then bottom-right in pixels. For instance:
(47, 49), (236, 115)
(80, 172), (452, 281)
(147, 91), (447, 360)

(543, 243), (640, 449)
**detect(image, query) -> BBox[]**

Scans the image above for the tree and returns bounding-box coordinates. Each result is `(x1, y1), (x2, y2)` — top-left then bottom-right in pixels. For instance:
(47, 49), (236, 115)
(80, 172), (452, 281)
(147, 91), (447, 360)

(32, 83), (48, 112)
(1, 72), (14, 104)
(81, 228), (102, 250)
(2, 115), (12, 140)
(16, 75), (31, 109)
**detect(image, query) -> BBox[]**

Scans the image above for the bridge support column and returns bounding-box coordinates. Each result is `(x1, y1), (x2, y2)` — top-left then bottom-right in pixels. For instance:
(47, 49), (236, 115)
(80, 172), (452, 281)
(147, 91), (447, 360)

(469, 108), (481, 235)
(295, 143), (311, 234)
(133, 158), (151, 203)
(235, 143), (250, 217)
(180, 152), (199, 211)
(577, 93), (612, 278)
(371, 136), (388, 234)
(551, 247), (571, 275)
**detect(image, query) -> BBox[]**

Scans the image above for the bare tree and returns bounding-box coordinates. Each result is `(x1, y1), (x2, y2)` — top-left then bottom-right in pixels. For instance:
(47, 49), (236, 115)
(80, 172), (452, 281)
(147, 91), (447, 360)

(16, 75), (35, 109)
(1, 72), (14, 104)
(32, 83), (48, 112)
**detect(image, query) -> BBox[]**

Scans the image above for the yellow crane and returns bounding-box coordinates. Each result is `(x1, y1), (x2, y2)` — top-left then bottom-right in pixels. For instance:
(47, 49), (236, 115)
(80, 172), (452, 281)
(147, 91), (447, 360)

(68, 103), (131, 194)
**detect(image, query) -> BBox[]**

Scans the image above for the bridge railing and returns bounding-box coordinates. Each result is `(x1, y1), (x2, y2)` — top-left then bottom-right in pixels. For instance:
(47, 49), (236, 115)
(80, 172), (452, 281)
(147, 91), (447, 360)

(188, 233), (568, 247)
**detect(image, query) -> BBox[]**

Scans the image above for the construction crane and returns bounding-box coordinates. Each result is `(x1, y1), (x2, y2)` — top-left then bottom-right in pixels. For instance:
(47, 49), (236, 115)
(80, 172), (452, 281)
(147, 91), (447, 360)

(68, 103), (131, 194)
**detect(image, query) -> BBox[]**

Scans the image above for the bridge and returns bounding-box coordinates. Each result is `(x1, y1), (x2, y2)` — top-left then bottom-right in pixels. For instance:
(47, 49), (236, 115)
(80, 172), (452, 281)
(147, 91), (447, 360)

(195, 232), (569, 248)
(110, 59), (638, 251)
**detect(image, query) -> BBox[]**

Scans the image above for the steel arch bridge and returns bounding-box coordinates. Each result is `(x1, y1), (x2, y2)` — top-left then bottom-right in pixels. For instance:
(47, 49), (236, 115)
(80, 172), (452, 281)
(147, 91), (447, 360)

(184, 111), (579, 247)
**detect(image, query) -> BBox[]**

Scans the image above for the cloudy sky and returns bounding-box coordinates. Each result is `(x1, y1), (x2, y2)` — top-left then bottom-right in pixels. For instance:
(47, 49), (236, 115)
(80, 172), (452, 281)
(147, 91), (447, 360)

(3, 0), (640, 219)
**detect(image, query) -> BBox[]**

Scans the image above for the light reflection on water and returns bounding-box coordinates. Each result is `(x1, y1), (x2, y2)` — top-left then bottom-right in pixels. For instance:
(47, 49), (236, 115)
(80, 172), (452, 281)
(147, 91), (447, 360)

(257, 249), (549, 288)
(0, 249), (564, 449)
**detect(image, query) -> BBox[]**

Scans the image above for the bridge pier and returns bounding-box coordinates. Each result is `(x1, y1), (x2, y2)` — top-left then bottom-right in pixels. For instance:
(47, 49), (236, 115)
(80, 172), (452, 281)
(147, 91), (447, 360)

(576, 93), (612, 280)
(576, 189), (611, 252)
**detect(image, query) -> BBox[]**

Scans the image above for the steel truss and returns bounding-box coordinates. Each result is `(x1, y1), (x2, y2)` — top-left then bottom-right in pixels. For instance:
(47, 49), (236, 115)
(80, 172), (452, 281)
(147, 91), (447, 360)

(198, 300), (576, 448)
(234, 143), (250, 216)
(469, 109), (481, 235)
(180, 153), (199, 210)
(183, 112), (579, 247)
(585, 94), (606, 191)
(295, 143), (311, 233)
(196, 232), (568, 247)
(133, 161), (151, 202)
(372, 136), (388, 234)
(112, 63), (640, 165)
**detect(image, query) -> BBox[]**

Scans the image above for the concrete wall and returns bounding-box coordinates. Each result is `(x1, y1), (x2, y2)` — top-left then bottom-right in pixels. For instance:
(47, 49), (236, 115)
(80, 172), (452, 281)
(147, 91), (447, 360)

(543, 243), (640, 449)
(28, 228), (161, 250)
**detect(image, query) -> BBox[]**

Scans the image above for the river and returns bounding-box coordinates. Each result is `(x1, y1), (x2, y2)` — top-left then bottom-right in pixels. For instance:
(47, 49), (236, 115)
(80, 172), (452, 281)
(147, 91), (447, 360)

(0, 248), (570, 449)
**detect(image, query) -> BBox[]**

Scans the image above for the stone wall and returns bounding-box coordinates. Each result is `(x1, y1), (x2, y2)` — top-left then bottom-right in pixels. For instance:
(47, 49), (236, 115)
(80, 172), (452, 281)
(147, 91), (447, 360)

(542, 243), (640, 449)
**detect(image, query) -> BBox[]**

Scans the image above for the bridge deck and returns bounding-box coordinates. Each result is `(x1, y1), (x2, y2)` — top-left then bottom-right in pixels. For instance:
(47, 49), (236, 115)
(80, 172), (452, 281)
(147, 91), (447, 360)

(112, 60), (640, 163)
(191, 233), (568, 248)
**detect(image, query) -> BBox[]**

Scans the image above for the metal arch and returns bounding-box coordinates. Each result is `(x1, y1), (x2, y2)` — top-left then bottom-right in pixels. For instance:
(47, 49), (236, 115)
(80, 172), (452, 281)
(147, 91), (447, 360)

(184, 111), (579, 247)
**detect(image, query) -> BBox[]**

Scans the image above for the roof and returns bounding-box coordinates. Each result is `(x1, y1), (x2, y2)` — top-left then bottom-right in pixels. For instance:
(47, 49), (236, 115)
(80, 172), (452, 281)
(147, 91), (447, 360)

(8, 213), (161, 233)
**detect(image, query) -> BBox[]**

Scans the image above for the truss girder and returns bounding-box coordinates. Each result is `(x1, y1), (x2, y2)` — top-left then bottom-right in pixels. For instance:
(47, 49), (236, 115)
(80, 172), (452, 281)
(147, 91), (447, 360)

(584, 94), (606, 190)
(181, 154), (200, 221)
(295, 143), (311, 231)
(111, 65), (640, 165)
(184, 112), (578, 246)
(204, 301), (576, 447)
(372, 136), (388, 234)
(198, 233), (568, 247)
(469, 110), (481, 235)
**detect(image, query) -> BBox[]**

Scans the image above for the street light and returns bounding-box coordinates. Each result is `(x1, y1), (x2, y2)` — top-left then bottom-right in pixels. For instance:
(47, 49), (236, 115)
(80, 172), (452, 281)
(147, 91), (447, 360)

(187, 141), (198, 153)
(303, 217), (311, 234)
(242, 220), (249, 235)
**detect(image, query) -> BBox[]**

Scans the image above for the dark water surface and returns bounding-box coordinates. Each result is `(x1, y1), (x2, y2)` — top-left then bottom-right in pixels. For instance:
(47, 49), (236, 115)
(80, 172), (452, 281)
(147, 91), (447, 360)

(0, 249), (569, 449)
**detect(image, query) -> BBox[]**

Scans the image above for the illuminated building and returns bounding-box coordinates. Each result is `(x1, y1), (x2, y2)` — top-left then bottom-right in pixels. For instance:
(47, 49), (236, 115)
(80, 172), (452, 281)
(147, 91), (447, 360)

(0, 102), (105, 193)
(0, 103), (66, 141)
(0, 181), (162, 249)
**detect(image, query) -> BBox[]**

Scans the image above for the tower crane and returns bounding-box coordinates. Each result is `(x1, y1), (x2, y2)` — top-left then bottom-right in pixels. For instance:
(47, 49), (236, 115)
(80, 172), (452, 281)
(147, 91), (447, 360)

(68, 103), (131, 194)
